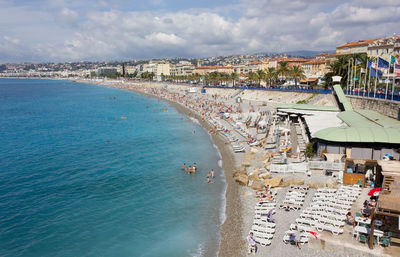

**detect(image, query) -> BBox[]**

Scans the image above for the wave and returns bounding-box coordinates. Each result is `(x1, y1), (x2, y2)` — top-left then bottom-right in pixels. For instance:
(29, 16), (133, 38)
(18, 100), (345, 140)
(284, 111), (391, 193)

(189, 117), (199, 124)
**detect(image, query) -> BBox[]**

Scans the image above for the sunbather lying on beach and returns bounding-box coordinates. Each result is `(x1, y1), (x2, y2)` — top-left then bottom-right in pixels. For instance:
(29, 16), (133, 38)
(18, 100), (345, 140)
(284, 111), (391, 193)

(258, 192), (274, 202)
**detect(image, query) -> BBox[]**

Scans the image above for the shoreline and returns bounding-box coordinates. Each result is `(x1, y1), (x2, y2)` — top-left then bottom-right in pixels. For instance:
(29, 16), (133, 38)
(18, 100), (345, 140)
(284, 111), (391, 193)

(80, 80), (244, 257)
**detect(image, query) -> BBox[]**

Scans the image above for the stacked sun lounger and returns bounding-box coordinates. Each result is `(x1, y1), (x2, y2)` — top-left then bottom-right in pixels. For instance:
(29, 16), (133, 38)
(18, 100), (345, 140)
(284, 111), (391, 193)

(251, 198), (277, 247)
(294, 123), (306, 152)
(295, 185), (361, 235)
(279, 186), (309, 211)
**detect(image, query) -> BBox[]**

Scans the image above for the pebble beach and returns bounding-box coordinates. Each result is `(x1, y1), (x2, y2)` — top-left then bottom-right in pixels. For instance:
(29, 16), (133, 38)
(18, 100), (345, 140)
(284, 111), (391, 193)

(78, 79), (395, 257)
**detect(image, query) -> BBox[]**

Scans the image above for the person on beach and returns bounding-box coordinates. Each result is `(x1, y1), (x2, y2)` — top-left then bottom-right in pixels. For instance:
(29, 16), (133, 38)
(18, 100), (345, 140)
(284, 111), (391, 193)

(346, 212), (356, 227)
(293, 226), (301, 249)
(247, 232), (257, 255)
(206, 175), (211, 183)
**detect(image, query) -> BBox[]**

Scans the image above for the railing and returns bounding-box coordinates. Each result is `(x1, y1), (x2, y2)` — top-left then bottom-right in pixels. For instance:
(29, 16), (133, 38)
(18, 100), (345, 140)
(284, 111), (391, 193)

(203, 85), (333, 94)
(308, 161), (345, 171)
(343, 90), (400, 102)
(270, 162), (309, 173)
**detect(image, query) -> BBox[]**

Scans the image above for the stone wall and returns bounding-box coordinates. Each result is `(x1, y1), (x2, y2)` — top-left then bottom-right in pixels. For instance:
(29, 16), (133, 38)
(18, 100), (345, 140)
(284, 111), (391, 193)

(347, 96), (400, 119)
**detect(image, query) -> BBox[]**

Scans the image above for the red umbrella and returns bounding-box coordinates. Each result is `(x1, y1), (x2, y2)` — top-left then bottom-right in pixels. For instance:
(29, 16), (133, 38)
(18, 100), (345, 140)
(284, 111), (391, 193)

(368, 188), (381, 196)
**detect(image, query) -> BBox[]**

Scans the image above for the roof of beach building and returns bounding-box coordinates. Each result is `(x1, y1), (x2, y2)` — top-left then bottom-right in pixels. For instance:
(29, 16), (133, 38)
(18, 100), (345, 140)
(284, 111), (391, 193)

(333, 84), (353, 111)
(277, 104), (339, 112)
(277, 85), (400, 144)
(313, 126), (400, 144)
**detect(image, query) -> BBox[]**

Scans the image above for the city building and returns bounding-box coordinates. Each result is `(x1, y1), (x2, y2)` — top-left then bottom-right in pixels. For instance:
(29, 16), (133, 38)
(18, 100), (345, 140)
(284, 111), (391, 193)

(96, 67), (118, 76)
(302, 59), (327, 79)
(193, 66), (234, 76)
(170, 61), (195, 76)
(367, 35), (400, 60)
(336, 39), (375, 55)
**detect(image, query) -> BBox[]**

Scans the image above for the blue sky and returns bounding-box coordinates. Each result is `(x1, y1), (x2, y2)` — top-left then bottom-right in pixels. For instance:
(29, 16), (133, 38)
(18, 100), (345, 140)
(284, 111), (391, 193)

(0, 0), (399, 62)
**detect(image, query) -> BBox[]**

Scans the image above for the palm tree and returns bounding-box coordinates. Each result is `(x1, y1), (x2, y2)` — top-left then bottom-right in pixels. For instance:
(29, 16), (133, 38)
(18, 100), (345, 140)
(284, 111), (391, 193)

(265, 67), (276, 87)
(290, 65), (306, 87)
(230, 72), (239, 87)
(255, 69), (266, 87)
(246, 71), (257, 86)
(278, 61), (290, 81)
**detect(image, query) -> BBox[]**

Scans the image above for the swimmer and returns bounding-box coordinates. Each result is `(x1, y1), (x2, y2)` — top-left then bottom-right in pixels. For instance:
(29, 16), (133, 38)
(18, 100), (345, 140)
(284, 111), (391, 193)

(206, 175), (210, 183)
(211, 169), (215, 178)
(188, 166), (192, 174)
(181, 163), (186, 170)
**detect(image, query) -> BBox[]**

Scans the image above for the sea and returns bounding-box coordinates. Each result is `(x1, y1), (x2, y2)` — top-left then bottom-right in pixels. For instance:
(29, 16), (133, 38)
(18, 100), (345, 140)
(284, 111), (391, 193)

(0, 79), (226, 257)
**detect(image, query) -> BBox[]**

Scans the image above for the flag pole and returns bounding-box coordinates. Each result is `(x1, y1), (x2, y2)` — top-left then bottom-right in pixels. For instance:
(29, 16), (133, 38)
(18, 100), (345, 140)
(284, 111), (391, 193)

(350, 58), (354, 95)
(364, 59), (368, 97)
(374, 72), (377, 98)
(385, 57), (390, 100)
(347, 58), (351, 94)
(358, 63), (362, 96)
(392, 51), (396, 100)
(353, 57), (357, 95)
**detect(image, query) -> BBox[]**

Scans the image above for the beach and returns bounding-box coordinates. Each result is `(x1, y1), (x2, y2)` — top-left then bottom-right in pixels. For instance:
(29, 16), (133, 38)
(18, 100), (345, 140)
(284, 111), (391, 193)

(75, 79), (330, 256)
(75, 78), (396, 257)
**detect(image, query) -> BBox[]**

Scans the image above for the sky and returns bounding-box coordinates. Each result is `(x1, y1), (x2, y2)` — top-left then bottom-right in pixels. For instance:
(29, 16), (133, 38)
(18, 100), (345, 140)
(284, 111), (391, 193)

(0, 0), (399, 62)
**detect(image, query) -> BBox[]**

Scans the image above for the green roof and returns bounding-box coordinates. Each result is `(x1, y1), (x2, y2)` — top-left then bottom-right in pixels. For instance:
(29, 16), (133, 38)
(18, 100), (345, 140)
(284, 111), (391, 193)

(313, 126), (400, 144)
(356, 109), (400, 129)
(276, 104), (339, 112)
(336, 111), (380, 127)
(333, 84), (353, 111)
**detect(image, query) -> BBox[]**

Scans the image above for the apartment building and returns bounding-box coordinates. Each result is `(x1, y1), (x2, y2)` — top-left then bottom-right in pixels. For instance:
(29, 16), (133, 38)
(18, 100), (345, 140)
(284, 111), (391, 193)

(193, 66), (234, 75)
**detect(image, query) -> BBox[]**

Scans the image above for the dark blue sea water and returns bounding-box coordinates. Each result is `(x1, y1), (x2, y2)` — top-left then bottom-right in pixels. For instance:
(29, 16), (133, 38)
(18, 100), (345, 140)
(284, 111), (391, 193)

(0, 79), (225, 257)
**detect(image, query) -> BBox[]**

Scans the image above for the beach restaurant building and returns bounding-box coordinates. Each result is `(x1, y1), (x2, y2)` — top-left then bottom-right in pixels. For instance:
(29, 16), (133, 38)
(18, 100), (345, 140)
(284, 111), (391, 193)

(277, 85), (400, 187)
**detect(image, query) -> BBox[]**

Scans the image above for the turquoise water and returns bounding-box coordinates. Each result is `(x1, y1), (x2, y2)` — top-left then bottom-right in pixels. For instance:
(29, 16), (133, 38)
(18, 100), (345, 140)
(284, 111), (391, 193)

(0, 79), (225, 257)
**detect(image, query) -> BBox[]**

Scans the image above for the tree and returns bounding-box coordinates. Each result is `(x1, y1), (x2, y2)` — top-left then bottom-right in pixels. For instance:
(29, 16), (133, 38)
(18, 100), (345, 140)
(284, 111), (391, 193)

(246, 71), (257, 86)
(290, 65), (306, 87)
(278, 61), (290, 81)
(230, 72), (239, 87)
(255, 69), (266, 87)
(265, 67), (277, 87)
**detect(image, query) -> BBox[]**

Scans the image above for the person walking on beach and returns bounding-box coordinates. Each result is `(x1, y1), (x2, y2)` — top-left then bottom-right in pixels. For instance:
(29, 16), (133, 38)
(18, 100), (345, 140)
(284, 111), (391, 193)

(293, 226), (301, 249)
(247, 232), (257, 255)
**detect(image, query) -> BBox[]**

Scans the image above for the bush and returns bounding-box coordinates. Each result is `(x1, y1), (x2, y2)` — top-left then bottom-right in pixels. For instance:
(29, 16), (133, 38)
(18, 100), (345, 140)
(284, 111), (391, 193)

(305, 141), (316, 158)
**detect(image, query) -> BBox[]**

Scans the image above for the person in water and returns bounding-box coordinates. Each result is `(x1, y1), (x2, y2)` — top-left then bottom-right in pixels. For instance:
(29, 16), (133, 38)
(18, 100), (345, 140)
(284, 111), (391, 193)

(210, 169), (215, 178)
(182, 163), (186, 170)
(188, 166), (192, 174)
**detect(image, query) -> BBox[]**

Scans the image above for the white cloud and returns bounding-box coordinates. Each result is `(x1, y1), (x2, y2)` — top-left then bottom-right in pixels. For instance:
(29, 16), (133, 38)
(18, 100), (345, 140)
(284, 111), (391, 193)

(0, 0), (399, 62)
(57, 7), (79, 26)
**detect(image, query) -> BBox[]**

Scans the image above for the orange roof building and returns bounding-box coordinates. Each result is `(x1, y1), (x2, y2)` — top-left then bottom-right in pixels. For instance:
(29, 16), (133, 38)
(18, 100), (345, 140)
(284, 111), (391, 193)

(336, 39), (376, 55)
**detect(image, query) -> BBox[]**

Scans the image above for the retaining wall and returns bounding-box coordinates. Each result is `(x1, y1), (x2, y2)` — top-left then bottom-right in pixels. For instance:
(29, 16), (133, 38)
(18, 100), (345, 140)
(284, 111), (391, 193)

(347, 96), (400, 120)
